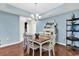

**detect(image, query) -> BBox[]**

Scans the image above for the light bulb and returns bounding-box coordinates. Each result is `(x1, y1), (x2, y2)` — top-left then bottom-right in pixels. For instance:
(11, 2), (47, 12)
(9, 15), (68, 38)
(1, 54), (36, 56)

(31, 14), (34, 18)
(36, 13), (39, 17)
(39, 16), (42, 19)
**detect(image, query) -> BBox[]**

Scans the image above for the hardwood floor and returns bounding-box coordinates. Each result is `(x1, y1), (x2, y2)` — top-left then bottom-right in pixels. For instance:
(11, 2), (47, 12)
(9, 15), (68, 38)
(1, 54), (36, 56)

(24, 44), (79, 56)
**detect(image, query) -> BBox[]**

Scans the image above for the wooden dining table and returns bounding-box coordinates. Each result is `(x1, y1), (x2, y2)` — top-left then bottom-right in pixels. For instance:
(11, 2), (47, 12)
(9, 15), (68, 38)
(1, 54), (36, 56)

(30, 35), (51, 56)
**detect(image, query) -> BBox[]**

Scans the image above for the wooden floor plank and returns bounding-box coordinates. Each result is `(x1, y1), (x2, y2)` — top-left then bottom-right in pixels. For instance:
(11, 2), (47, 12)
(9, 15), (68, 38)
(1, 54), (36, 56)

(24, 44), (79, 56)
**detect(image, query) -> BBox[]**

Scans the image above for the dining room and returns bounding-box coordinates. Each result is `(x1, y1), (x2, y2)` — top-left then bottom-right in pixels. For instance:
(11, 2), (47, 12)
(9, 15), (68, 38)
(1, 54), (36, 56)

(22, 3), (79, 56)
(0, 3), (79, 56)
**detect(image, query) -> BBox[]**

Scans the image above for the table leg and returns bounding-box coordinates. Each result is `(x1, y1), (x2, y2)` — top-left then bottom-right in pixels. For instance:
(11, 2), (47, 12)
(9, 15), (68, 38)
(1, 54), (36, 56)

(40, 44), (42, 56)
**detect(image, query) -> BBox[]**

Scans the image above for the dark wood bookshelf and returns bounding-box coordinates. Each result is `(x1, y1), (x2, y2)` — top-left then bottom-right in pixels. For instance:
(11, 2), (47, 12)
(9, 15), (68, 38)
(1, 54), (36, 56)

(66, 17), (79, 50)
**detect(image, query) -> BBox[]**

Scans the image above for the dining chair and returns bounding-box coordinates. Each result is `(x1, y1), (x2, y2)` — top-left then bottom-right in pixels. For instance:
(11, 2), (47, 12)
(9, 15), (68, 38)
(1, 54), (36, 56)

(42, 35), (56, 56)
(27, 35), (40, 56)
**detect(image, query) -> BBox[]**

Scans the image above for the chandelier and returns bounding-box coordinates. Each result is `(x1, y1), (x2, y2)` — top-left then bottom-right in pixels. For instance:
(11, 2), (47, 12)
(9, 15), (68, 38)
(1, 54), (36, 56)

(30, 3), (41, 21)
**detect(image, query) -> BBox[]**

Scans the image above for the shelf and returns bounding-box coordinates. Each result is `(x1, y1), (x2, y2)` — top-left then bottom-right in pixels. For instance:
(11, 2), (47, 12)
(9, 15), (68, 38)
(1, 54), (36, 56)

(46, 23), (54, 25)
(46, 31), (51, 32)
(45, 25), (52, 28)
(67, 18), (79, 21)
(72, 46), (79, 50)
(66, 30), (79, 32)
(66, 36), (79, 41)
(67, 24), (79, 26)
(66, 44), (79, 50)
(44, 27), (51, 28)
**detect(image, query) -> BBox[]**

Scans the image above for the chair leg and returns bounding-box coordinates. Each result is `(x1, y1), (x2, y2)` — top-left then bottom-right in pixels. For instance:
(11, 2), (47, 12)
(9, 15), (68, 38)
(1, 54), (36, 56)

(33, 49), (34, 56)
(49, 49), (51, 56)
(27, 48), (30, 55)
(40, 45), (42, 56)
(52, 46), (55, 56)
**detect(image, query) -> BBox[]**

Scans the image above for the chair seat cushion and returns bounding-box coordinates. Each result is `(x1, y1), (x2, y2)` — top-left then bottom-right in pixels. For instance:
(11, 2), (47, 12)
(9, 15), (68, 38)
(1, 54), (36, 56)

(42, 43), (52, 50)
(30, 43), (40, 49)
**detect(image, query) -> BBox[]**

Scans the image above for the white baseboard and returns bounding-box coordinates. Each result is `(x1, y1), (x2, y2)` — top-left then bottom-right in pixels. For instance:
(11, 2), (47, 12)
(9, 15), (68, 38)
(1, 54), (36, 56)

(56, 42), (66, 46)
(0, 40), (23, 48)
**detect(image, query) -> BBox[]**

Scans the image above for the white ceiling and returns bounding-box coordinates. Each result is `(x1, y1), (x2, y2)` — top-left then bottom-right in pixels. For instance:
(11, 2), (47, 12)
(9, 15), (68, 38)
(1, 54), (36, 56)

(9, 3), (63, 14)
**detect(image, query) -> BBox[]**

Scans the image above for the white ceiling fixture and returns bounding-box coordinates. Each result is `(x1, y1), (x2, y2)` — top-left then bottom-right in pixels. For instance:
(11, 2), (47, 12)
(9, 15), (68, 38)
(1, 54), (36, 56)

(30, 3), (41, 21)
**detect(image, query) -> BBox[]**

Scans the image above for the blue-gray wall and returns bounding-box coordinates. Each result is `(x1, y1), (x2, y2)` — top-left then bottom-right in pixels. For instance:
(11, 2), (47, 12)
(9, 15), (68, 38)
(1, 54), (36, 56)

(36, 10), (79, 46)
(0, 11), (19, 45)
